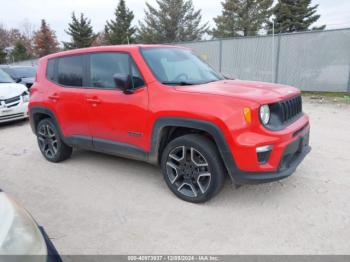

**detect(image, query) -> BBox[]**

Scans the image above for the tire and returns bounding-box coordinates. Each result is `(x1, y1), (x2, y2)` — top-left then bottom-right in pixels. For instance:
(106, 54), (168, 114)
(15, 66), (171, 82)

(36, 118), (72, 163)
(161, 134), (226, 203)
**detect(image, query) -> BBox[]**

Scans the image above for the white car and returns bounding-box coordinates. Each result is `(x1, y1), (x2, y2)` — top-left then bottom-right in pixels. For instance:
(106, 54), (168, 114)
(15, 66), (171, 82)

(0, 69), (29, 123)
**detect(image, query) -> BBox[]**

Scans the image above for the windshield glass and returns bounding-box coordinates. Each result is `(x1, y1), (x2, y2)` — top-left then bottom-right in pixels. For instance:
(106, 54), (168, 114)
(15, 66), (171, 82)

(141, 47), (224, 85)
(0, 69), (14, 83)
(4, 67), (36, 79)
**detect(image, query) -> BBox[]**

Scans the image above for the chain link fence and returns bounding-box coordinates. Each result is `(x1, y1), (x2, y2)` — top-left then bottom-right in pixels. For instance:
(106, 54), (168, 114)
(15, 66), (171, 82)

(2, 28), (350, 92)
(178, 28), (350, 92)
(5, 58), (38, 67)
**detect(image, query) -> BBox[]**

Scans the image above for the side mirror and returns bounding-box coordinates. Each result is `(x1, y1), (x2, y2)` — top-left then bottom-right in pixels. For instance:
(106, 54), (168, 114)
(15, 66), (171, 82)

(113, 73), (133, 94)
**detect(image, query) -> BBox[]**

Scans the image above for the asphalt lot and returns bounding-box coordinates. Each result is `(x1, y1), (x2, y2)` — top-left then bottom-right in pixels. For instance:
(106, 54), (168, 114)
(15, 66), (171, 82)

(0, 98), (350, 255)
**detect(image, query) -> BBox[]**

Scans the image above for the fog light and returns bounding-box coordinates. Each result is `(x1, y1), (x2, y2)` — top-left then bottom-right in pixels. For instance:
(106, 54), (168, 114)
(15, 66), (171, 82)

(256, 145), (273, 164)
(256, 145), (272, 153)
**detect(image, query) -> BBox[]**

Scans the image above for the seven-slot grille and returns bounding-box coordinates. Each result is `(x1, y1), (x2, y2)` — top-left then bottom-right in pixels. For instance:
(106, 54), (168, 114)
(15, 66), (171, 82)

(278, 96), (302, 123)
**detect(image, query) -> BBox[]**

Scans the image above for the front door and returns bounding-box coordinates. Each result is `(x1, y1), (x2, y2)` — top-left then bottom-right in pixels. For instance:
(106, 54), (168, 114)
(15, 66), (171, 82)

(84, 52), (149, 154)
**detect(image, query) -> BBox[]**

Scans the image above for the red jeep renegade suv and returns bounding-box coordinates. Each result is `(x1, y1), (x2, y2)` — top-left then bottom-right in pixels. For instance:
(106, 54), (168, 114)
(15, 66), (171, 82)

(29, 45), (311, 203)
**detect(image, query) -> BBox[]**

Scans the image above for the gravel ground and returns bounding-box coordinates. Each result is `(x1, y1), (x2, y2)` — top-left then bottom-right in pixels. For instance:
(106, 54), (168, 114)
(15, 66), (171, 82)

(0, 98), (349, 255)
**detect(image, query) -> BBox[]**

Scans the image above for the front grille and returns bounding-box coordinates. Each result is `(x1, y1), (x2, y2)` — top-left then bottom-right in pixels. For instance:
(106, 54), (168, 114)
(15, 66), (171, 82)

(266, 95), (303, 130)
(4, 95), (21, 104)
(278, 96), (302, 123)
(7, 103), (20, 108)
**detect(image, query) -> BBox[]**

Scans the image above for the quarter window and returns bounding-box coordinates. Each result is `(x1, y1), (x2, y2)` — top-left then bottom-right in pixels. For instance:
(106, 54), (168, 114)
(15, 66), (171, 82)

(46, 59), (55, 81)
(57, 55), (84, 87)
(90, 53), (144, 89)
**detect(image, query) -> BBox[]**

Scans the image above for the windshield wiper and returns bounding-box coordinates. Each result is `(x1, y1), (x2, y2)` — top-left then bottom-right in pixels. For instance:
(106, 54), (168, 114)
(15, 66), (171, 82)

(223, 75), (235, 80)
(0, 81), (13, 83)
(203, 79), (222, 84)
(162, 81), (196, 86)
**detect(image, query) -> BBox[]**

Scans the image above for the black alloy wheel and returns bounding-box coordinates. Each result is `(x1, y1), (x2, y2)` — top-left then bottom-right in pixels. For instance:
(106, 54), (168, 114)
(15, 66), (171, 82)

(161, 134), (225, 203)
(36, 119), (72, 162)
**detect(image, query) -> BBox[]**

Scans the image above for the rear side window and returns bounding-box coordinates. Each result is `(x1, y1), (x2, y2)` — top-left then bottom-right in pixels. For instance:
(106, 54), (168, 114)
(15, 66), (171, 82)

(90, 52), (144, 89)
(57, 55), (83, 87)
(46, 59), (55, 81)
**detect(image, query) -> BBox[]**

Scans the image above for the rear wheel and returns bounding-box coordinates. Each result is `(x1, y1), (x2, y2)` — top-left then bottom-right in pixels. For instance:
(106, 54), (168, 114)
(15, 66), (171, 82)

(36, 118), (72, 162)
(161, 134), (226, 203)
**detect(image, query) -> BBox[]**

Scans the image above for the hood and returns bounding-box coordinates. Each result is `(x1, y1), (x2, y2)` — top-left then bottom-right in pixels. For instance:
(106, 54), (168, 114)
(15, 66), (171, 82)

(174, 79), (300, 104)
(0, 83), (27, 99)
(21, 77), (34, 84)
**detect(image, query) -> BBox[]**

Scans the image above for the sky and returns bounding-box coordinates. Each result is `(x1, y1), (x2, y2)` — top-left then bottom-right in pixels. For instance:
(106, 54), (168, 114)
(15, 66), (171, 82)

(1, 0), (350, 43)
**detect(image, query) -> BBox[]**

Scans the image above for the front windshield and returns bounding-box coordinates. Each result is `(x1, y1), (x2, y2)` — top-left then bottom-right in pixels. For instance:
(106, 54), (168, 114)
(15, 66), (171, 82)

(0, 69), (14, 83)
(141, 47), (224, 85)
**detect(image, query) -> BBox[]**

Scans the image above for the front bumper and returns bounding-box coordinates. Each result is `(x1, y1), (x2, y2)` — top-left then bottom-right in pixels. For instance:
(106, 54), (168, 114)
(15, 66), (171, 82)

(232, 130), (311, 184)
(0, 102), (29, 123)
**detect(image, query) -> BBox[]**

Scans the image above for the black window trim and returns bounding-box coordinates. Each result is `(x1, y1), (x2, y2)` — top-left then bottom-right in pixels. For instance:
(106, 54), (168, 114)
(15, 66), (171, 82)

(45, 51), (146, 91)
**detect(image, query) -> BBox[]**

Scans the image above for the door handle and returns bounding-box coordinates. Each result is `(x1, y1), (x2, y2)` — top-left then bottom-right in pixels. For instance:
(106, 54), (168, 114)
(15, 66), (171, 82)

(48, 93), (59, 101)
(86, 97), (101, 107)
(86, 98), (101, 104)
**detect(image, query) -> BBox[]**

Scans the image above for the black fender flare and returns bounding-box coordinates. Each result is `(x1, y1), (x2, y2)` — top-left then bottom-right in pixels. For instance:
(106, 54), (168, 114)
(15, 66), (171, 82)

(148, 117), (237, 181)
(29, 106), (64, 139)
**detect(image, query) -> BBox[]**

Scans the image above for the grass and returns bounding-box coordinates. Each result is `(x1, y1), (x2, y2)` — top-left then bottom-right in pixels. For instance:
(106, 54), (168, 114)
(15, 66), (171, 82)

(302, 91), (350, 98)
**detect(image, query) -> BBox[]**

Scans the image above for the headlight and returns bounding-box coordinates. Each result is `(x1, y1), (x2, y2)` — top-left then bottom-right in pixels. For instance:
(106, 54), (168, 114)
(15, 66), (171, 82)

(259, 105), (270, 125)
(0, 193), (47, 257)
(21, 91), (30, 103)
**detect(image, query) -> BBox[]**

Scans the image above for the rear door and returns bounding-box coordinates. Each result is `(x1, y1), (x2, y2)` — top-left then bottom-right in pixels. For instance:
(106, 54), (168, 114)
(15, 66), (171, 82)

(84, 52), (149, 152)
(46, 54), (92, 146)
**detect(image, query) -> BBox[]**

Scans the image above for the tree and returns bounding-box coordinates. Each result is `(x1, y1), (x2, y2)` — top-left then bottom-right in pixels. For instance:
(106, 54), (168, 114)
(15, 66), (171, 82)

(105, 0), (136, 45)
(0, 25), (8, 61)
(0, 26), (27, 50)
(137, 0), (208, 43)
(20, 19), (35, 56)
(92, 32), (108, 46)
(0, 24), (34, 60)
(63, 13), (96, 49)
(11, 41), (29, 62)
(0, 46), (6, 64)
(212, 0), (273, 38)
(20, 19), (36, 40)
(33, 20), (59, 57)
(269, 0), (325, 33)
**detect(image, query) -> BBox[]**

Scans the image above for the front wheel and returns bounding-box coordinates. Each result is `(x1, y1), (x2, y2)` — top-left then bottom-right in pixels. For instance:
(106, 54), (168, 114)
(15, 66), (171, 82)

(36, 118), (72, 163)
(161, 134), (226, 203)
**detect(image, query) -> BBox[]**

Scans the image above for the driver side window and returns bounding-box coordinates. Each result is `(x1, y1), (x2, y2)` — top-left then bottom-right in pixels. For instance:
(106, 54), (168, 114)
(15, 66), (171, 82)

(90, 52), (144, 89)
